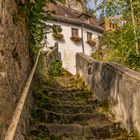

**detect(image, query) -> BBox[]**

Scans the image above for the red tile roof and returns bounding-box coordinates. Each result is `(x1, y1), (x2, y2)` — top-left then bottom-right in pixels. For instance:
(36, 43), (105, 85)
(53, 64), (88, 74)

(46, 3), (104, 33)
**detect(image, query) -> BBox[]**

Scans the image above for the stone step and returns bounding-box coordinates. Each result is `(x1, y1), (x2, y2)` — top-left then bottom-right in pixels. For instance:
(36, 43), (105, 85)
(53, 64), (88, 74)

(34, 91), (94, 104)
(30, 123), (121, 139)
(32, 108), (110, 125)
(84, 123), (121, 138)
(44, 87), (91, 93)
(36, 101), (95, 114)
(46, 91), (93, 101)
(61, 136), (127, 140)
(34, 93), (98, 105)
(30, 124), (83, 137)
(27, 135), (128, 140)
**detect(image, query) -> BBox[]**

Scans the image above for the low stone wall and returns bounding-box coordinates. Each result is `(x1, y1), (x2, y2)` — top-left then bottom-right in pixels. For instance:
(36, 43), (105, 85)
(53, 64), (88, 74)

(76, 53), (140, 134)
(41, 44), (61, 75)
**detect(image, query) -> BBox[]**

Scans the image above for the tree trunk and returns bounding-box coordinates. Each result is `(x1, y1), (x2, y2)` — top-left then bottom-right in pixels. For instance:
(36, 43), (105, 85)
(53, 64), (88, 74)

(130, 0), (139, 55)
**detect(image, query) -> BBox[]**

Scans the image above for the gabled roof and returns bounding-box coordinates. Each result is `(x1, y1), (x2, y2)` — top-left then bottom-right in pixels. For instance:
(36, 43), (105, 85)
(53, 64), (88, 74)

(46, 3), (104, 33)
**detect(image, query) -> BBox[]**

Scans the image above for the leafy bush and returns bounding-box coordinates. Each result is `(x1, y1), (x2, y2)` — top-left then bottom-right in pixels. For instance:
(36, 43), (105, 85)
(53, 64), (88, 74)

(49, 60), (62, 76)
(52, 33), (64, 40)
(52, 25), (63, 33)
(52, 25), (64, 40)
(92, 25), (140, 71)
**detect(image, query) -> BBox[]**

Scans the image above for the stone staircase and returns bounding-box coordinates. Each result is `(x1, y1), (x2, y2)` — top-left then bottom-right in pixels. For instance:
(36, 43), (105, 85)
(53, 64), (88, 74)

(27, 73), (136, 140)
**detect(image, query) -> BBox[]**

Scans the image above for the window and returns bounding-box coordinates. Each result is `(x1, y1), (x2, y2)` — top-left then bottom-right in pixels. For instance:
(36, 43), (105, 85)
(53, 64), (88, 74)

(71, 28), (79, 36)
(87, 32), (92, 41)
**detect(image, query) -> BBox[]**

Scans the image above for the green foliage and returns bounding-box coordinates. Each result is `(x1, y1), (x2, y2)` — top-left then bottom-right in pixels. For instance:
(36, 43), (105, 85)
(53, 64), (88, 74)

(86, 7), (95, 16)
(52, 25), (63, 33)
(49, 60), (62, 76)
(52, 25), (64, 40)
(92, 0), (140, 71)
(15, 0), (65, 62)
(92, 24), (140, 71)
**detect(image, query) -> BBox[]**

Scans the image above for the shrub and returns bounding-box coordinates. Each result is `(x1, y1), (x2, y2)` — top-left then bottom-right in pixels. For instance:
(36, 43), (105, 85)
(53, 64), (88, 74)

(52, 25), (63, 33)
(91, 26), (140, 72)
(52, 33), (64, 40)
(49, 60), (62, 76)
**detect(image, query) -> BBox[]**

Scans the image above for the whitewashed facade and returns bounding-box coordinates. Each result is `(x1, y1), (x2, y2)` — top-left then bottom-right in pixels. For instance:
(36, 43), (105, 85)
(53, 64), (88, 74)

(43, 20), (103, 74)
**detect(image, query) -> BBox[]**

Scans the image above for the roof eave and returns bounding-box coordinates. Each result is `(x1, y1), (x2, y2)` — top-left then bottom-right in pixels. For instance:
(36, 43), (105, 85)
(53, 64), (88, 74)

(50, 15), (104, 34)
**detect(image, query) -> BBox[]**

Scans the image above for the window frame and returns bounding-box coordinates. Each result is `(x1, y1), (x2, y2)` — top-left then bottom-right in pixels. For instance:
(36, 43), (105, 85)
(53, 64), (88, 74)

(87, 32), (92, 41)
(71, 28), (79, 37)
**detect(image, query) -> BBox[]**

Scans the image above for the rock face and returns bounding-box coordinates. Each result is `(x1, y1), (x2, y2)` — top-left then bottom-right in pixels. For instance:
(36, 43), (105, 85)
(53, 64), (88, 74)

(0, 0), (31, 138)
(65, 0), (84, 12)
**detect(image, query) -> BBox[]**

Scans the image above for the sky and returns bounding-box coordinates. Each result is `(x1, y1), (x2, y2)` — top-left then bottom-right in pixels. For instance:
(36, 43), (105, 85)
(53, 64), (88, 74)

(87, 0), (101, 18)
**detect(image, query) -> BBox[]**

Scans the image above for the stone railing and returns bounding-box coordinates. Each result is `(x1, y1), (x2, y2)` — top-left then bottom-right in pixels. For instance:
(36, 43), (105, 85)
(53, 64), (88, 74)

(4, 43), (60, 140)
(76, 53), (140, 134)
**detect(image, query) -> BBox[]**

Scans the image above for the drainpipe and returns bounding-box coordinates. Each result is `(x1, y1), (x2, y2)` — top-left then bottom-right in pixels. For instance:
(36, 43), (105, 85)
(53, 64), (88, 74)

(81, 24), (85, 53)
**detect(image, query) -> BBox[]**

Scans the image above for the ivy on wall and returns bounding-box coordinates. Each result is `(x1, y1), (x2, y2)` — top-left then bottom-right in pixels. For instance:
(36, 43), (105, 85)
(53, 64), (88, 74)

(14, 0), (65, 62)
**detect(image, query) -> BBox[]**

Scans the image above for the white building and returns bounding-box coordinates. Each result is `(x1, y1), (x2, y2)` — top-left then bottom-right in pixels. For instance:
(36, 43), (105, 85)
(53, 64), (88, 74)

(44, 3), (104, 74)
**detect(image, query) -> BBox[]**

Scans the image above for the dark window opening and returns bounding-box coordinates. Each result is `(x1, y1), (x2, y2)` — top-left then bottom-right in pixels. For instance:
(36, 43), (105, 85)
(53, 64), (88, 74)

(87, 32), (92, 41)
(72, 28), (79, 36)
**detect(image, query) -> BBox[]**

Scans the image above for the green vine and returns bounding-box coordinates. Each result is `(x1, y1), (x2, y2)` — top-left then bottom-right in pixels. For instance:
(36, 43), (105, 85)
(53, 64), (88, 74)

(49, 60), (62, 76)
(14, 0), (60, 62)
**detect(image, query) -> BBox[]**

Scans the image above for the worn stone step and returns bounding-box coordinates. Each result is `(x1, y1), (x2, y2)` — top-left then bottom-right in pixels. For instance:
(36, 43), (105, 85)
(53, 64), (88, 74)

(34, 93), (101, 106)
(44, 87), (85, 92)
(84, 123), (121, 139)
(36, 101), (95, 114)
(34, 91), (94, 104)
(27, 135), (129, 140)
(32, 108), (110, 125)
(30, 124), (83, 137)
(46, 91), (93, 100)
(34, 93), (98, 105)
(61, 136), (128, 140)
(30, 123), (121, 138)
(35, 97), (95, 106)
(37, 96), (83, 105)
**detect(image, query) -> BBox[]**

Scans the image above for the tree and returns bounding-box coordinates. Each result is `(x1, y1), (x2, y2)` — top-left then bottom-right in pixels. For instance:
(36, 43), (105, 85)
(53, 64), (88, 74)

(93, 0), (139, 54)
(86, 7), (95, 16)
(91, 0), (140, 71)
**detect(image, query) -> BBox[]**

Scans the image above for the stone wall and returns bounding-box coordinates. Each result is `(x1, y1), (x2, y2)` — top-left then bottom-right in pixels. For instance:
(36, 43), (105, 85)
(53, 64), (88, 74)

(65, 0), (84, 12)
(0, 0), (31, 138)
(41, 43), (61, 76)
(76, 53), (140, 134)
